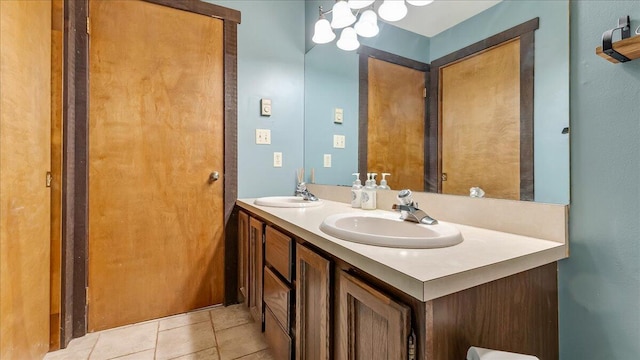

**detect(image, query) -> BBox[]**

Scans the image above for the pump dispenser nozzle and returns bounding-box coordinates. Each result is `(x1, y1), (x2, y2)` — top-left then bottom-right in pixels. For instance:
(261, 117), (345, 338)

(378, 173), (391, 190)
(351, 173), (362, 186)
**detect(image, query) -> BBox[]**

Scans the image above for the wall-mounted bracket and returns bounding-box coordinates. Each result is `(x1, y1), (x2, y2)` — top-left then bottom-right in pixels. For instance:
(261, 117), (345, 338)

(602, 16), (632, 62)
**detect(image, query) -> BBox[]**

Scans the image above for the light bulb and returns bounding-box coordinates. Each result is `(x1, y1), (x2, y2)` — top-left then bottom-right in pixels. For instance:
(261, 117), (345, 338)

(312, 18), (336, 44)
(407, 0), (434, 6)
(331, 1), (357, 29)
(348, 0), (375, 9)
(336, 27), (360, 51)
(378, 0), (408, 22)
(354, 9), (379, 38)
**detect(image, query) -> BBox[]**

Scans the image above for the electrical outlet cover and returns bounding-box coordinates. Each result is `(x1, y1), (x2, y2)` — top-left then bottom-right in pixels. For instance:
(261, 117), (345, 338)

(334, 108), (344, 124)
(273, 152), (282, 167)
(256, 129), (271, 145)
(323, 154), (332, 168)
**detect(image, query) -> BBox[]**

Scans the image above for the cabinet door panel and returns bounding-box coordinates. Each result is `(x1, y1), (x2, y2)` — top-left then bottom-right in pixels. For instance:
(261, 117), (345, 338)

(336, 271), (411, 360)
(238, 210), (249, 304)
(296, 244), (331, 360)
(265, 307), (292, 360)
(249, 217), (264, 324)
(265, 226), (293, 282)
(264, 266), (291, 330)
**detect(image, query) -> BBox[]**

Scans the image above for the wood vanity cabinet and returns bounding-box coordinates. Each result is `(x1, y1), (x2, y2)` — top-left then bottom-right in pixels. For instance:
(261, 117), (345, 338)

(237, 210), (249, 304)
(264, 226), (294, 360)
(336, 271), (412, 360)
(248, 216), (264, 324)
(236, 214), (417, 359)
(296, 243), (331, 360)
(236, 208), (558, 360)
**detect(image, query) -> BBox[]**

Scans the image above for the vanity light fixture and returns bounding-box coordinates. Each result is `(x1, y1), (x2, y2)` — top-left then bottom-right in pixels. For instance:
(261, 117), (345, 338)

(313, 0), (433, 51)
(354, 9), (380, 38)
(312, 7), (336, 44)
(406, 0), (434, 6)
(377, 0), (408, 22)
(337, 27), (361, 50)
(331, 1), (357, 28)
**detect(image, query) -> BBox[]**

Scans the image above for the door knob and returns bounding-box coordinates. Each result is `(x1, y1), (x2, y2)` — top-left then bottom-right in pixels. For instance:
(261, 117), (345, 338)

(208, 171), (220, 184)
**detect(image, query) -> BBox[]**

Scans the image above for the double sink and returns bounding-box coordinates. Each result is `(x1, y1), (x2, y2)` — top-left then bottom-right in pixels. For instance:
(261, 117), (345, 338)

(254, 196), (463, 249)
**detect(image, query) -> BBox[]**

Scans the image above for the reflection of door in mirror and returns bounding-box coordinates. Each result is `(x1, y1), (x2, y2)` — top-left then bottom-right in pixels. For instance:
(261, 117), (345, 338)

(429, 18), (539, 201)
(442, 39), (520, 199)
(359, 47), (429, 191)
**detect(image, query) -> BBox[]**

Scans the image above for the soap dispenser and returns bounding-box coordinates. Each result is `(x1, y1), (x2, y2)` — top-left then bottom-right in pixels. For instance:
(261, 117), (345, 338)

(351, 173), (363, 208)
(370, 173), (378, 188)
(378, 173), (391, 190)
(361, 173), (377, 210)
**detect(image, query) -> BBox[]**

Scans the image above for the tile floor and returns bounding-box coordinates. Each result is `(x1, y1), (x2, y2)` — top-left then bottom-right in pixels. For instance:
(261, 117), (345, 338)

(44, 304), (274, 360)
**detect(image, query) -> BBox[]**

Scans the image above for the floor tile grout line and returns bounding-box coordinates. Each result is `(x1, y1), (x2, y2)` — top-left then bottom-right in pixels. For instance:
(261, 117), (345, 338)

(164, 346), (217, 360)
(87, 333), (100, 360)
(158, 318), (212, 333)
(153, 321), (160, 359)
(209, 309), (222, 359)
(107, 348), (155, 360)
(232, 348), (267, 360)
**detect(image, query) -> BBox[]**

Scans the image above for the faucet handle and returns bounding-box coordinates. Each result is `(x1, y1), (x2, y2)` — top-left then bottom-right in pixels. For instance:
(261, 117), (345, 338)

(397, 189), (414, 206)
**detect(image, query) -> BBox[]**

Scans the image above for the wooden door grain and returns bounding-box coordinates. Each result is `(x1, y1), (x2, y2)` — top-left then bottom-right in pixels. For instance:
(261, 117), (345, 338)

(440, 39), (521, 200)
(88, 0), (225, 331)
(0, 0), (52, 357)
(296, 244), (331, 360)
(368, 58), (425, 191)
(336, 271), (411, 360)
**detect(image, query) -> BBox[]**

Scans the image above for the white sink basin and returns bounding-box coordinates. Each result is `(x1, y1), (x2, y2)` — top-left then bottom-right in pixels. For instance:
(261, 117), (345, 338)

(254, 196), (323, 208)
(320, 212), (463, 249)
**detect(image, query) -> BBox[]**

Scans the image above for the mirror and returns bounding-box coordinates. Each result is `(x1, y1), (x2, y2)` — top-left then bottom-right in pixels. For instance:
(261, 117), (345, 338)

(304, 0), (569, 204)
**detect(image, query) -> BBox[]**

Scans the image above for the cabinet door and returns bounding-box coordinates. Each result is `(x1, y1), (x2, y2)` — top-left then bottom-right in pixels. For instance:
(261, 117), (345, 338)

(238, 210), (249, 304)
(249, 217), (264, 325)
(336, 271), (411, 360)
(296, 244), (331, 360)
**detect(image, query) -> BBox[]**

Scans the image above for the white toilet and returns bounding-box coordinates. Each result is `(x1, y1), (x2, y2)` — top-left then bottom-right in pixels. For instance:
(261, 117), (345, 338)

(467, 347), (540, 360)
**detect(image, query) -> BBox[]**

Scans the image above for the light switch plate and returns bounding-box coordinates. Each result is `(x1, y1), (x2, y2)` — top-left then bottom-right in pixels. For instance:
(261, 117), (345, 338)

(261, 99), (272, 116)
(256, 129), (271, 144)
(273, 152), (282, 167)
(323, 154), (332, 168)
(334, 108), (343, 124)
(333, 135), (345, 149)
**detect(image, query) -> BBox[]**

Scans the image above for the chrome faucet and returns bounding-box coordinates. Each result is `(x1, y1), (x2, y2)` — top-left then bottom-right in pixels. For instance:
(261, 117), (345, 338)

(392, 189), (438, 225)
(295, 182), (318, 202)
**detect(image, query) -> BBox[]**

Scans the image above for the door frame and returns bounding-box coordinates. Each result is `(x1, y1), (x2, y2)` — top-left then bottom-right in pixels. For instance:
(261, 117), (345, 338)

(357, 46), (430, 188)
(427, 18), (538, 200)
(61, 0), (240, 345)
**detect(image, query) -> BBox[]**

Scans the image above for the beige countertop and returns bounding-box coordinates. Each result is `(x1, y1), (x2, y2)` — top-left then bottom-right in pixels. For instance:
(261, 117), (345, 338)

(236, 198), (568, 302)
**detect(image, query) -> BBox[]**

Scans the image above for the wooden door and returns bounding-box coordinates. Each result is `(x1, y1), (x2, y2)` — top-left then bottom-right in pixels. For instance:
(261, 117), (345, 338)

(249, 217), (264, 324)
(440, 39), (521, 200)
(368, 57), (425, 191)
(238, 210), (249, 304)
(336, 271), (411, 360)
(0, 0), (52, 358)
(296, 244), (331, 360)
(50, 0), (64, 350)
(88, 0), (225, 331)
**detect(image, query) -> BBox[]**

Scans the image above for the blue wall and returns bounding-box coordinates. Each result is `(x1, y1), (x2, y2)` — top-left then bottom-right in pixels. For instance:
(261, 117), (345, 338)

(206, 0), (306, 198)
(430, 0), (570, 204)
(560, 1), (640, 358)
